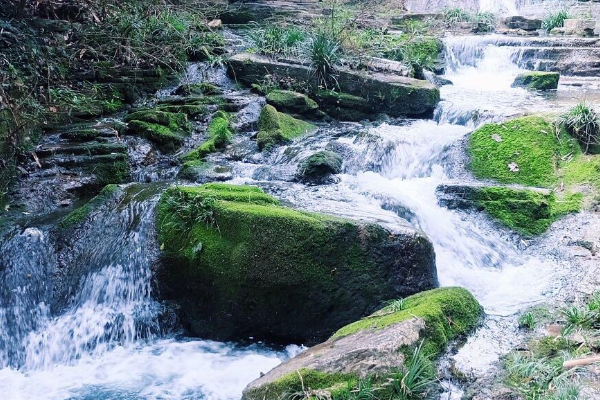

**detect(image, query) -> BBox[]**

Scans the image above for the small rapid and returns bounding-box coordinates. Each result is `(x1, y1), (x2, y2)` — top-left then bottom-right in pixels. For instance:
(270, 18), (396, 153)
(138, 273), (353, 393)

(0, 187), (299, 399)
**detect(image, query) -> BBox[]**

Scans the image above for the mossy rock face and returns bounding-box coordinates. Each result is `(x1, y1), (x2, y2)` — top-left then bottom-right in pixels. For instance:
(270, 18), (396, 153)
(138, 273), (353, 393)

(126, 109), (193, 151)
(173, 83), (222, 96)
(297, 151), (343, 183)
(512, 72), (559, 91)
(180, 111), (232, 161)
(265, 90), (322, 118)
(468, 116), (579, 187)
(58, 184), (122, 230)
(156, 183), (437, 344)
(178, 160), (233, 183)
(437, 185), (581, 236)
(243, 287), (483, 400)
(314, 90), (372, 121)
(257, 105), (316, 151)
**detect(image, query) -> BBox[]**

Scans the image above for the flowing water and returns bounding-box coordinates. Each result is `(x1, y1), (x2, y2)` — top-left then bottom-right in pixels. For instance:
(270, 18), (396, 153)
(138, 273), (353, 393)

(1, 34), (599, 399)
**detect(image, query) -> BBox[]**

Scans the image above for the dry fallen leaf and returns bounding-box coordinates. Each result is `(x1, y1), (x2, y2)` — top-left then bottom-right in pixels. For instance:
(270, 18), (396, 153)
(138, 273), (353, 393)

(491, 134), (502, 142)
(508, 162), (519, 172)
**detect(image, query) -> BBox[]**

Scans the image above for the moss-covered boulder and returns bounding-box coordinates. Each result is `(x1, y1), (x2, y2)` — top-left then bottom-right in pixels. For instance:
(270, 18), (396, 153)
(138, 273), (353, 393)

(243, 287), (483, 400)
(437, 185), (581, 236)
(257, 105), (317, 151)
(468, 116), (579, 187)
(297, 151), (343, 183)
(178, 160), (233, 183)
(181, 111), (232, 161)
(58, 184), (121, 230)
(265, 90), (323, 118)
(156, 183), (437, 343)
(126, 109), (193, 150)
(512, 72), (560, 91)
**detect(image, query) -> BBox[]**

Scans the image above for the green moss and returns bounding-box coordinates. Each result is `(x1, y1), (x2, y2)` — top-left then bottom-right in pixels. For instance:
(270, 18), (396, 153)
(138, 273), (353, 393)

(561, 155), (600, 196)
(468, 116), (579, 187)
(89, 157), (131, 186)
(257, 105), (316, 150)
(245, 369), (358, 400)
(58, 184), (121, 229)
(512, 72), (560, 91)
(474, 187), (581, 236)
(125, 109), (191, 132)
(156, 105), (209, 119)
(181, 111), (232, 161)
(299, 151), (343, 182)
(530, 336), (579, 358)
(128, 120), (186, 149)
(265, 90), (320, 116)
(331, 287), (483, 357)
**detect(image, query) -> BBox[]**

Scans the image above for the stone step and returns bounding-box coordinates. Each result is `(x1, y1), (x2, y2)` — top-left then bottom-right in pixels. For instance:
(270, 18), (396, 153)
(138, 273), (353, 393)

(36, 143), (127, 158)
(39, 153), (128, 169)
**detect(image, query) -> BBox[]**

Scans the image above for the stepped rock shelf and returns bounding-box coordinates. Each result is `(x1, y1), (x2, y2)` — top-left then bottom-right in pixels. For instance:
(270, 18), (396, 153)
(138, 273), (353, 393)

(226, 53), (440, 120)
(156, 184), (438, 344)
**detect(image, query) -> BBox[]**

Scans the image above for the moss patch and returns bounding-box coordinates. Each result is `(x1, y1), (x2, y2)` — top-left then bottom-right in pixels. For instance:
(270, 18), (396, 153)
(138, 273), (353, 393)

(181, 111), (232, 161)
(174, 83), (222, 96)
(468, 116), (578, 187)
(265, 90), (320, 117)
(332, 287), (483, 357)
(58, 184), (121, 229)
(475, 187), (581, 236)
(257, 105), (316, 150)
(245, 369), (358, 400)
(126, 109), (193, 150)
(512, 72), (560, 91)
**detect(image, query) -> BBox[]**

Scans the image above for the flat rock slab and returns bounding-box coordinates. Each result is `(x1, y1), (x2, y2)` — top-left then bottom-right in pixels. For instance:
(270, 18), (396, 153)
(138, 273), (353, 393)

(226, 53), (439, 119)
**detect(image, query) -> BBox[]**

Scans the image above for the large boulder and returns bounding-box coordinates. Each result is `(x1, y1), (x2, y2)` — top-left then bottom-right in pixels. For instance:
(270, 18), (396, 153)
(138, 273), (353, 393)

(226, 53), (440, 119)
(504, 16), (542, 31)
(297, 151), (343, 183)
(156, 184), (438, 344)
(512, 71), (559, 91)
(243, 287), (483, 400)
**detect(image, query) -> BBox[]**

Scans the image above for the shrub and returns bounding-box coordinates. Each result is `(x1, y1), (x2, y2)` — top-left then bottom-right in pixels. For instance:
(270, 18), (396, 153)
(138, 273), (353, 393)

(557, 102), (600, 153)
(304, 32), (342, 88)
(542, 9), (571, 32)
(474, 12), (496, 32)
(391, 341), (435, 400)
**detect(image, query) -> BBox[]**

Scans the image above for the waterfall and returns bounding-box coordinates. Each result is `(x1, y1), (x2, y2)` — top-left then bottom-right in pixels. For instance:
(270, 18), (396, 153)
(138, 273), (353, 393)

(479, 0), (519, 15)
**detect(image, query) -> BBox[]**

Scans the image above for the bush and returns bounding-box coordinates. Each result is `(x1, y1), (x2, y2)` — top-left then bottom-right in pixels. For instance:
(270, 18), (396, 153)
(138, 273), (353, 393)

(542, 9), (571, 32)
(557, 102), (600, 153)
(518, 312), (537, 330)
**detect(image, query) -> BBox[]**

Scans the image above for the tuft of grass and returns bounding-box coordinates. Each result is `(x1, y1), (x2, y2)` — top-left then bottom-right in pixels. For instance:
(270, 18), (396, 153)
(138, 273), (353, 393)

(542, 9), (571, 32)
(304, 32), (342, 88)
(247, 24), (307, 57)
(561, 306), (596, 331)
(391, 340), (436, 400)
(557, 102), (600, 154)
(444, 8), (472, 23)
(519, 312), (537, 330)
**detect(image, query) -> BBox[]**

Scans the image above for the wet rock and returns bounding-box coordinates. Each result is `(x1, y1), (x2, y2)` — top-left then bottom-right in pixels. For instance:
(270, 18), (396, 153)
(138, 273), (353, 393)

(314, 90), (373, 121)
(156, 184), (438, 344)
(257, 105), (317, 151)
(172, 83), (222, 96)
(180, 111), (232, 161)
(178, 161), (233, 183)
(242, 287), (483, 400)
(226, 53), (439, 119)
(512, 71), (560, 90)
(297, 151), (343, 183)
(503, 16), (542, 31)
(423, 70), (453, 87)
(563, 19), (598, 37)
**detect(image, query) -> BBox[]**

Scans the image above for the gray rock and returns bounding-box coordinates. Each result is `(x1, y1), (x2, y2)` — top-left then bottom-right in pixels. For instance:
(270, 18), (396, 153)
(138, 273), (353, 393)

(504, 16), (542, 31)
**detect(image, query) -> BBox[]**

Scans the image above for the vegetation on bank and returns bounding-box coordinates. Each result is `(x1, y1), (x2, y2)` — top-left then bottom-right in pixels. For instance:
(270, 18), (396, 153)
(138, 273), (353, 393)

(509, 293), (600, 399)
(0, 0), (224, 206)
(542, 9), (571, 32)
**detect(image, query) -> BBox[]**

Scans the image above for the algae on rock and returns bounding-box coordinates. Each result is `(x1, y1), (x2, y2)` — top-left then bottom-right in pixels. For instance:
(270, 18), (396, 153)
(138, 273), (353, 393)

(181, 111), (233, 161)
(156, 183), (437, 343)
(512, 72), (560, 91)
(257, 105), (316, 150)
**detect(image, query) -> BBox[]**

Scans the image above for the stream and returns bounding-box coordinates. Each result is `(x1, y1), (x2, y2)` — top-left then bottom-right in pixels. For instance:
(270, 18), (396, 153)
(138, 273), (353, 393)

(1, 33), (600, 400)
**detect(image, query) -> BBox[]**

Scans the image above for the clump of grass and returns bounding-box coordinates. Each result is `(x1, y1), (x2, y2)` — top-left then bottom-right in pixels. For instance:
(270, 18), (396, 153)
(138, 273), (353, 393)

(248, 24), (307, 57)
(304, 31), (342, 88)
(561, 306), (596, 331)
(474, 12), (496, 32)
(391, 341), (436, 400)
(444, 8), (472, 23)
(542, 9), (571, 32)
(557, 102), (600, 153)
(519, 312), (537, 330)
